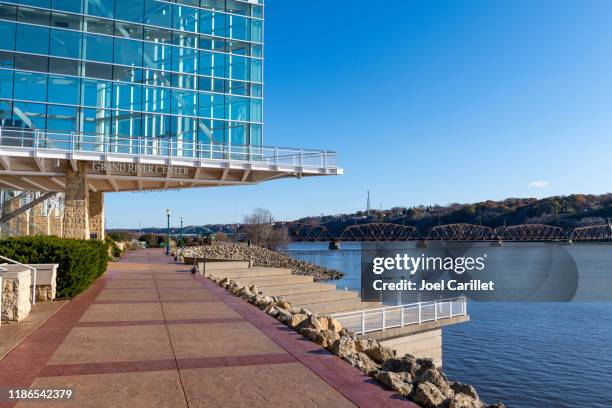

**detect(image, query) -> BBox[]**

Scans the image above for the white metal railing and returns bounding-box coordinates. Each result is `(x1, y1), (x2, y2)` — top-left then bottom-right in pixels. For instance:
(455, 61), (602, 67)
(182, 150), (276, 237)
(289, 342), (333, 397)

(0, 127), (339, 170)
(331, 297), (467, 335)
(0, 255), (37, 306)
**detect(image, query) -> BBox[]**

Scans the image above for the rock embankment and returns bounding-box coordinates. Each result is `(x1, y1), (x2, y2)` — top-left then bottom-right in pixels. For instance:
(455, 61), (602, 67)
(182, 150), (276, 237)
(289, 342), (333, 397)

(181, 243), (343, 281)
(210, 275), (505, 408)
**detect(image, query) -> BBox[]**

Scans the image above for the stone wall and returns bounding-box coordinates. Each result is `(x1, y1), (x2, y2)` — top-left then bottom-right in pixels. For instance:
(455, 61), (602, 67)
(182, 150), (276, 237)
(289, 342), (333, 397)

(8, 198), (29, 236)
(1, 268), (32, 322)
(32, 201), (50, 236)
(63, 161), (90, 239)
(88, 191), (104, 240)
(380, 329), (443, 367)
(181, 243), (344, 281)
(49, 207), (63, 237)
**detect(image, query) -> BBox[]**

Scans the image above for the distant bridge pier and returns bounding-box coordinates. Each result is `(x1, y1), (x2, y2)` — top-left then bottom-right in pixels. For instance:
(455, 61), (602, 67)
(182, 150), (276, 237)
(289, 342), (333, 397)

(416, 239), (428, 249)
(328, 240), (340, 250)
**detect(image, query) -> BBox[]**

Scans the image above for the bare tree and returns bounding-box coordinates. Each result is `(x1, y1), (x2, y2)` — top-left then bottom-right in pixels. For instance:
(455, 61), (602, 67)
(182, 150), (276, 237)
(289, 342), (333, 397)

(242, 208), (288, 250)
(243, 208), (273, 246)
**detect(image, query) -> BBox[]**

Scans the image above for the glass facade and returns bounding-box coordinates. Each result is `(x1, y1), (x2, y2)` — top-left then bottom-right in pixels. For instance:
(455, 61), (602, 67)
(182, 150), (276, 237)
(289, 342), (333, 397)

(0, 0), (264, 148)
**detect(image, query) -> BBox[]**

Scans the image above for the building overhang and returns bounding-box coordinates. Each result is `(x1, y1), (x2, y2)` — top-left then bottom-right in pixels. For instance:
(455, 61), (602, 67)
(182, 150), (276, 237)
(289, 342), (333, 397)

(0, 129), (343, 193)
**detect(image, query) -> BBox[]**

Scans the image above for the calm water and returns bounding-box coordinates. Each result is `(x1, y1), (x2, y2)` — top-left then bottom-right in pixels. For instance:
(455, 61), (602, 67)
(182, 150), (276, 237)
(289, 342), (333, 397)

(287, 242), (612, 408)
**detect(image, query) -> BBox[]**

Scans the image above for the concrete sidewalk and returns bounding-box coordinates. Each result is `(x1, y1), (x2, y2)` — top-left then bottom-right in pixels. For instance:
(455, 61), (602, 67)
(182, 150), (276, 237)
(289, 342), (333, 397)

(0, 249), (415, 408)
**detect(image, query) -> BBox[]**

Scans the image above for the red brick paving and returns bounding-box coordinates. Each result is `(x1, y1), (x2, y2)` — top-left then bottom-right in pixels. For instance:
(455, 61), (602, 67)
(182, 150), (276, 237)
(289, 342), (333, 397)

(0, 249), (417, 408)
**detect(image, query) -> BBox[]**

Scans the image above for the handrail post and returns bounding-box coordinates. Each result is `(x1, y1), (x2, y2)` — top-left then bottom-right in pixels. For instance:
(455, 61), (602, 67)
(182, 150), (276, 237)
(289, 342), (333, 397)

(450, 299), (453, 317)
(434, 300), (438, 321)
(418, 301), (422, 324)
(400, 305), (405, 326)
(463, 296), (467, 316)
(299, 149), (304, 167)
(382, 309), (385, 331)
(361, 310), (365, 335)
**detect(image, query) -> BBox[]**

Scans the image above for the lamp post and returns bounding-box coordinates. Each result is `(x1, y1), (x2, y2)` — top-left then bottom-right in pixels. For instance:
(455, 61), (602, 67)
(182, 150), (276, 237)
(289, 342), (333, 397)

(165, 208), (172, 256)
(179, 217), (184, 248)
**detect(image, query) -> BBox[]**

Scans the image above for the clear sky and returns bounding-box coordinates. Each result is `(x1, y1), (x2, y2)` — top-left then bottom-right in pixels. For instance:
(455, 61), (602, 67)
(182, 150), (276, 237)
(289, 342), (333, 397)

(106, 0), (612, 229)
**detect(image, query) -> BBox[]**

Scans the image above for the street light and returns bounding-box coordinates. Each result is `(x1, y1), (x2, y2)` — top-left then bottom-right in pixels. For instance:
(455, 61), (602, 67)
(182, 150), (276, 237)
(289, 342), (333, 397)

(179, 217), (184, 248)
(165, 208), (172, 256)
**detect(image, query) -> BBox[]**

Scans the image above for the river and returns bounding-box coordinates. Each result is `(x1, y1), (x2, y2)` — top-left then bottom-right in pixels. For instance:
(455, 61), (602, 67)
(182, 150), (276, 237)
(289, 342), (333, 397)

(287, 242), (612, 408)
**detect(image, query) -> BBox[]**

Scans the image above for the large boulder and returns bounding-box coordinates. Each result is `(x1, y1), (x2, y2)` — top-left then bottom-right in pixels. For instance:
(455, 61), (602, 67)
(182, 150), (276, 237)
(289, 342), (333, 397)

(364, 344), (396, 364)
(412, 381), (447, 408)
(345, 352), (380, 375)
(417, 369), (453, 397)
(382, 355), (419, 376)
(275, 300), (291, 310)
(300, 308), (313, 316)
(448, 393), (484, 408)
(314, 330), (341, 349)
(290, 313), (309, 329)
(276, 308), (293, 324)
(264, 305), (279, 318)
(331, 335), (357, 359)
(309, 315), (329, 332)
(416, 358), (436, 372)
(355, 337), (378, 353)
(299, 327), (319, 342)
(327, 316), (342, 333)
(451, 382), (479, 401)
(239, 286), (253, 299)
(376, 371), (413, 396)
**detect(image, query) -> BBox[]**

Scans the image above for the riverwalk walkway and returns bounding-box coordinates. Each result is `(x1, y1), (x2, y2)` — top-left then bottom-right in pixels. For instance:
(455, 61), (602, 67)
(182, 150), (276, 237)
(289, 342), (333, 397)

(0, 249), (415, 408)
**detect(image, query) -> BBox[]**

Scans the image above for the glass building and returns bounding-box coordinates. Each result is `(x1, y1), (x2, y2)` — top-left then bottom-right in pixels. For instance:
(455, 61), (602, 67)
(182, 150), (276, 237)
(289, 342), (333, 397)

(0, 0), (264, 150)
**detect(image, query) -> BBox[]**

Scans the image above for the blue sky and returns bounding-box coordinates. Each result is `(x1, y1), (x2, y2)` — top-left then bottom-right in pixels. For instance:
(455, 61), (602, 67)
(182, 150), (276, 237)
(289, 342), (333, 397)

(107, 0), (612, 229)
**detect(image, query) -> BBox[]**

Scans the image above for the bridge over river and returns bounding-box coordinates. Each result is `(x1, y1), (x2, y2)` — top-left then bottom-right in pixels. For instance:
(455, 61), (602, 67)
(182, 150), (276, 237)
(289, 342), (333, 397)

(288, 222), (612, 243)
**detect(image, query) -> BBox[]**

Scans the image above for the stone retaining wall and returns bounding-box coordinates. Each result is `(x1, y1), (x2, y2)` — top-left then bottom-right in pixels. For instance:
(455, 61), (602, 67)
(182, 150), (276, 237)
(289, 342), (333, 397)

(181, 243), (343, 281)
(1, 269), (32, 322)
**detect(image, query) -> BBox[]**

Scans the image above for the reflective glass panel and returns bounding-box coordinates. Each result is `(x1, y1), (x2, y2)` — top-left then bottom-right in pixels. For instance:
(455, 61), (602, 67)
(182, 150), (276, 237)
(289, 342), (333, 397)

(15, 24), (49, 55)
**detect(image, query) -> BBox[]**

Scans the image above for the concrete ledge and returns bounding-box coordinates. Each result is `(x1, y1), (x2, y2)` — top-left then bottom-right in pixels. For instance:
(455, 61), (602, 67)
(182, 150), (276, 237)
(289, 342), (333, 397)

(184, 257), (251, 270)
(366, 314), (470, 341)
(29, 264), (58, 302)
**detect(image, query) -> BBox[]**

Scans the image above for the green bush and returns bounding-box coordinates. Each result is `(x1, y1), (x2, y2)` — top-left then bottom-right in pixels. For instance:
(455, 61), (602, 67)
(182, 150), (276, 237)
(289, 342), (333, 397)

(105, 236), (123, 258)
(0, 236), (110, 298)
(107, 231), (133, 242)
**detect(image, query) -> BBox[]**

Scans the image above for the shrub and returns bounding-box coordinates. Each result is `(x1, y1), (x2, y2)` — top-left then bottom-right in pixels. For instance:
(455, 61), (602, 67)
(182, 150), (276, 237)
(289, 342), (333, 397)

(107, 231), (133, 242)
(104, 236), (123, 258)
(0, 236), (109, 298)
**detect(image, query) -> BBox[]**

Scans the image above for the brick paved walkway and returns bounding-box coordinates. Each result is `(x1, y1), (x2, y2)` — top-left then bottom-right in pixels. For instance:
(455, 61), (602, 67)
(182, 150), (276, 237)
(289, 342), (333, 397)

(0, 249), (415, 408)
